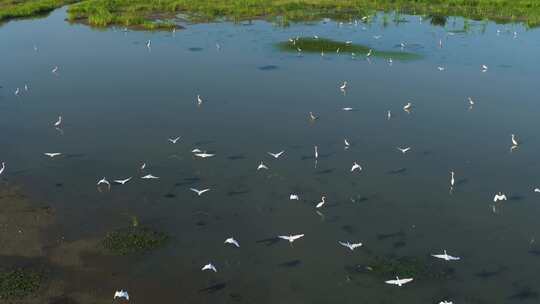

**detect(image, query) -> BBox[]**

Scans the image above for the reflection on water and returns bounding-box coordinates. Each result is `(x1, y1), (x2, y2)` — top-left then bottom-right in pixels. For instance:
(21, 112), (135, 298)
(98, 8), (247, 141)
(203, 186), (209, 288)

(1, 7), (540, 304)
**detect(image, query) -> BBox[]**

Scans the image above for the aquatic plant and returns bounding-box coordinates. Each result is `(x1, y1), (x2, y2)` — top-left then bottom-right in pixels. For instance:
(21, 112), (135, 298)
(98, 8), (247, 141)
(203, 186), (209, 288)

(0, 269), (41, 299)
(277, 37), (421, 61)
(368, 256), (454, 279)
(102, 226), (169, 255)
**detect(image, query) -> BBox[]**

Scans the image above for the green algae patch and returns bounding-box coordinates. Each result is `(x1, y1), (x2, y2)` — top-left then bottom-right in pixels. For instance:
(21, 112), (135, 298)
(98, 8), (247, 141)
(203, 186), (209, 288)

(102, 226), (169, 255)
(277, 37), (421, 61)
(0, 268), (41, 300)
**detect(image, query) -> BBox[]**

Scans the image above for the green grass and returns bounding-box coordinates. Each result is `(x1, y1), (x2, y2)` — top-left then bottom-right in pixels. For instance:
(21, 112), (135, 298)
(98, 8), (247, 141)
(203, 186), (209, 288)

(2, 0), (540, 30)
(0, 269), (41, 300)
(102, 226), (169, 255)
(277, 37), (421, 60)
(0, 0), (77, 22)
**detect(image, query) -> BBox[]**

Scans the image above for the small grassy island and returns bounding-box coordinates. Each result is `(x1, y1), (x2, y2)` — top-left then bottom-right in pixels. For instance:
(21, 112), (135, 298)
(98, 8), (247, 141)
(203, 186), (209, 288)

(277, 37), (421, 60)
(102, 225), (169, 255)
(1, 0), (540, 30)
(0, 268), (41, 300)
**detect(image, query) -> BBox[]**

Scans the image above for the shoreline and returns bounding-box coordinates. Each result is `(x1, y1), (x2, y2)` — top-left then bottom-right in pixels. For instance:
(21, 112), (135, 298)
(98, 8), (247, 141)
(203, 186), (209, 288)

(0, 0), (539, 31)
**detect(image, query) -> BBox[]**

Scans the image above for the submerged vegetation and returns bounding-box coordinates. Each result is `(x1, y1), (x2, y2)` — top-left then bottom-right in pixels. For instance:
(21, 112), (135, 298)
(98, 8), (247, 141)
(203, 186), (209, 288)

(0, 268), (41, 300)
(277, 37), (420, 60)
(102, 226), (169, 255)
(1, 0), (540, 29)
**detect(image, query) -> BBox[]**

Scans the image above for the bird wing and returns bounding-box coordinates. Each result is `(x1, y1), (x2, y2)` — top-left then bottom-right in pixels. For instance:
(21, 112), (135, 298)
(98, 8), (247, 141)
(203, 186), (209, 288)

(291, 234), (304, 240)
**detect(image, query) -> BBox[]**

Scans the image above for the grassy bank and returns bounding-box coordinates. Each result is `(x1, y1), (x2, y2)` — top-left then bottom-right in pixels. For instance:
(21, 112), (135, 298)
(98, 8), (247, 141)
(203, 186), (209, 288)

(2, 0), (540, 29)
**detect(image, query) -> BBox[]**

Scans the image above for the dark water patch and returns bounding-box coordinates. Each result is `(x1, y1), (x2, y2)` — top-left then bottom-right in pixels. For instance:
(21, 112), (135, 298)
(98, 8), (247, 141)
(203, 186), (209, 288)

(456, 178), (469, 186)
(164, 193), (176, 198)
(227, 155), (246, 160)
(387, 168), (407, 175)
(174, 177), (201, 187)
(199, 282), (227, 293)
(475, 266), (505, 279)
(229, 293), (242, 301)
(509, 194), (525, 201)
(195, 220), (206, 227)
(341, 225), (355, 234)
(393, 241), (406, 249)
(49, 296), (79, 304)
(377, 231), (405, 240)
(188, 47), (203, 52)
(277, 38), (421, 61)
(278, 260), (302, 268)
(256, 237), (280, 246)
(316, 168), (334, 175)
(64, 153), (86, 159)
(258, 65), (279, 71)
(55, 183), (63, 187)
(528, 249), (540, 256)
(508, 287), (539, 301)
(227, 190), (249, 196)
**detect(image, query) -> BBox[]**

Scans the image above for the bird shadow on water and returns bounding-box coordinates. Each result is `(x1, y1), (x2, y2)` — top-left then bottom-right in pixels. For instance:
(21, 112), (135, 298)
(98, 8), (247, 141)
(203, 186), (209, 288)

(256, 236), (280, 246)
(174, 177), (201, 187)
(278, 259), (302, 268)
(508, 194), (525, 201)
(199, 281), (228, 294)
(227, 154), (246, 160)
(258, 65), (279, 71)
(474, 266), (506, 279)
(386, 168), (408, 175)
(508, 287), (539, 301)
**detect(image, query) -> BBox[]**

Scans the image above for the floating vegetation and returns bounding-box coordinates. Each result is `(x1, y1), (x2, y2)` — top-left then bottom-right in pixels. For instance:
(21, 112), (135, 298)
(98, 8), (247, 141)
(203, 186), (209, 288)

(0, 268), (41, 300)
(356, 256), (454, 280)
(102, 226), (169, 255)
(277, 37), (421, 61)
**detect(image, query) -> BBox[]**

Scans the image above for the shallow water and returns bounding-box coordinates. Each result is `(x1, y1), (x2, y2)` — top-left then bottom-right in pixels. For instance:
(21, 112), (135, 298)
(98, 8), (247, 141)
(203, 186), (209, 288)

(1, 8), (540, 303)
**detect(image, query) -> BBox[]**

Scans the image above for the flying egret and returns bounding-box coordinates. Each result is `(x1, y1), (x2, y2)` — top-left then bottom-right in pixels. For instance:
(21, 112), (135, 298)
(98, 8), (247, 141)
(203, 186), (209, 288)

(314, 146), (319, 159)
(344, 138), (350, 148)
(197, 94), (203, 106)
(44, 153), (62, 158)
(290, 194), (299, 200)
(190, 188), (211, 196)
(278, 234), (304, 244)
(140, 162), (146, 170)
(257, 161), (268, 170)
(342, 107), (354, 111)
(534, 188), (540, 193)
(267, 151), (285, 159)
(52, 66), (59, 74)
(0, 162), (5, 175)
(202, 263), (217, 272)
(114, 290), (129, 301)
(14, 88), (20, 96)
(397, 147), (411, 154)
(338, 241), (363, 251)
(113, 177), (132, 185)
(432, 250), (461, 261)
(141, 174), (159, 179)
(366, 49), (372, 57)
(316, 196), (326, 208)
(194, 152), (215, 158)
(351, 162), (362, 172)
(493, 192), (507, 202)
(439, 301), (453, 304)
(53, 116), (62, 127)
(146, 40), (151, 48)
(340, 81), (348, 91)
(385, 276), (413, 287)
(481, 64), (488, 72)
(511, 134), (519, 147)
(403, 102), (412, 113)
(97, 177), (111, 189)
(309, 112), (319, 121)
(387, 110), (392, 120)
(168, 137), (181, 144)
(224, 237), (240, 248)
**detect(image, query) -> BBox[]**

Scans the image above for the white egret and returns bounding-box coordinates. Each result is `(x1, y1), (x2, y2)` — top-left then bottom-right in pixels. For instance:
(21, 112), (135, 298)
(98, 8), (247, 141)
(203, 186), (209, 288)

(224, 237), (240, 248)
(338, 241), (363, 251)
(114, 290), (129, 301)
(278, 234), (304, 243)
(432, 250), (461, 261)
(316, 196), (326, 208)
(201, 263), (217, 272)
(267, 151), (285, 159)
(44, 153), (62, 158)
(351, 162), (362, 172)
(113, 177), (132, 185)
(257, 161), (268, 170)
(168, 137), (181, 144)
(141, 174), (159, 179)
(493, 192), (507, 202)
(190, 188), (211, 196)
(385, 276), (413, 286)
